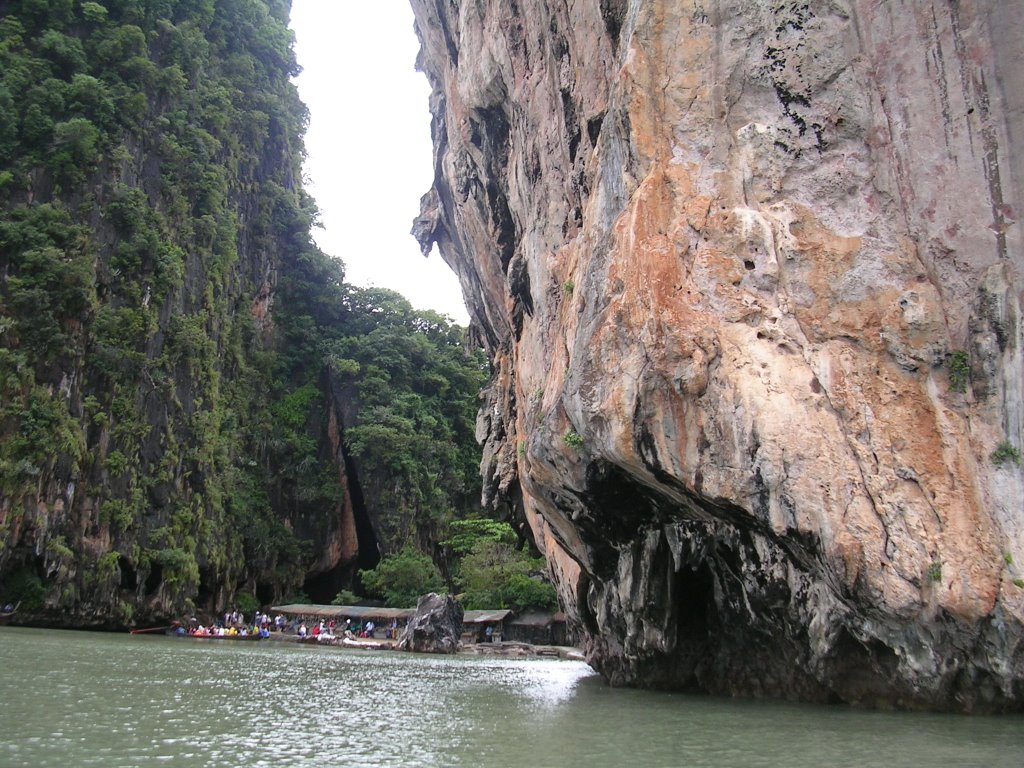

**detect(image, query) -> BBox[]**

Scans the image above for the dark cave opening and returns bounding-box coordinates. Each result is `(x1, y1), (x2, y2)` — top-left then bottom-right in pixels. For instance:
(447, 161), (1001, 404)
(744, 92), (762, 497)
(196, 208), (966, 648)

(118, 555), (137, 590)
(671, 561), (717, 688)
(256, 582), (275, 606)
(827, 626), (900, 704)
(301, 568), (342, 605)
(347, 450), (381, 576)
(300, 448), (381, 605)
(195, 569), (215, 612)
(144, 563), (163, 596)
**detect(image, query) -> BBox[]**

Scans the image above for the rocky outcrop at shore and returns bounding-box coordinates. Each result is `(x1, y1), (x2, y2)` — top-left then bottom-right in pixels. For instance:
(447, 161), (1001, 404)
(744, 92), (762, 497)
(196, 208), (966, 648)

(409, 0), (1024, 710)
(396, 593), (464, 654)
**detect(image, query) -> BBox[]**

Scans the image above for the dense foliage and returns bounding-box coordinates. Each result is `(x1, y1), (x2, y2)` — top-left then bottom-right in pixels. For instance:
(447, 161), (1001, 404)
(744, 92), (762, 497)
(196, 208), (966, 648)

(0, 0), (489, 625)
(346, 518), (558, 611)
(457, 542), (557, 611)
(449, 521), (557, 611)
(358, 548), (444, 608)
(440, 517), (519, 556)
(325, 290), (486, 550)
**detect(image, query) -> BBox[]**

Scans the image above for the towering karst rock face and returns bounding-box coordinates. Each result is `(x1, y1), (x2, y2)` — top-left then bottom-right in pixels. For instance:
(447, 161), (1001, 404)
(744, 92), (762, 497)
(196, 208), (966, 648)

(0, 1), (484, 628)
(410, 0), (1024, 710)
(0, 0), (354, 625)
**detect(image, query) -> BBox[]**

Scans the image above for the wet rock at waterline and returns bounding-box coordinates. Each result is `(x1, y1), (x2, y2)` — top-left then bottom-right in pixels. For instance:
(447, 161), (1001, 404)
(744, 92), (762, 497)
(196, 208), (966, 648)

(409, 0), (1024, 710)
(396, 593), (464, 654)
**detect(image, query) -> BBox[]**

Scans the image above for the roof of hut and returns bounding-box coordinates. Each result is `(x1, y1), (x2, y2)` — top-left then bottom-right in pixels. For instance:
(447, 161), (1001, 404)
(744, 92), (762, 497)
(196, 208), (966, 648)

(461, 609), (513, 624)
(271, 604), (515, 624)
(270, 604), (415, 620)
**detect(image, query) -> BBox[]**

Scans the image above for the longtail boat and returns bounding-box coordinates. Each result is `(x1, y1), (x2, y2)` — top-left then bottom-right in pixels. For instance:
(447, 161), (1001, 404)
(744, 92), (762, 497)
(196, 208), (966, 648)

(129, 622), (180, 635)
(179, 632), (266, 641)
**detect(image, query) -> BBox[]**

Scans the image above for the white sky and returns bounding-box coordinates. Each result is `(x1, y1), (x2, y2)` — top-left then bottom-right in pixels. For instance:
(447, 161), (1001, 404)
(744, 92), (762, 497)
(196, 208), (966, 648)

(289, 1), (470, 325)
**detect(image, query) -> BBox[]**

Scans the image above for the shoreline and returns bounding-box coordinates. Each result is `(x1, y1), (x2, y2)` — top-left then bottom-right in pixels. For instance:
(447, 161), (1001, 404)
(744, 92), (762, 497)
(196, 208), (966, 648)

(0, 624), (587, 662)
(266, 631), (586, 661)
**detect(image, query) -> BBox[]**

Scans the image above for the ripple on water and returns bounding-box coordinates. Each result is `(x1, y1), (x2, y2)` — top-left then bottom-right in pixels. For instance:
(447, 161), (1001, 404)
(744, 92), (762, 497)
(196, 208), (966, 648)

(2, 628), (1023, 768)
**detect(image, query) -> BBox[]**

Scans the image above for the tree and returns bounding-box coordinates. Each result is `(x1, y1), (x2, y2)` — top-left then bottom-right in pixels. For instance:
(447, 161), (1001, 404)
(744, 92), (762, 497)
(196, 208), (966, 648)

(331, 589), (360, 606)
(51, 116), (100, 184)
(441, 518), (518, 557)
(456, 539), (557, 611)
(359, 548), (444, 608)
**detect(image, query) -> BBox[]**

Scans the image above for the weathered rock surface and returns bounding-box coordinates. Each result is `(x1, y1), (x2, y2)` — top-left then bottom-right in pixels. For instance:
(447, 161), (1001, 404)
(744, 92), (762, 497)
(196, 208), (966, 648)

(396, 592), (464, 654)
(410, 0), (1024, 710)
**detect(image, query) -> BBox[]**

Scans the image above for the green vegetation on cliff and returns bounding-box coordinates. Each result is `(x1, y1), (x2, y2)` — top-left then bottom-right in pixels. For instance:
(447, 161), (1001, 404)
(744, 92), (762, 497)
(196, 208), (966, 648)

(0, 0), (492, 626)
(358, 547), (444, 608)
(352, 519), (556, 611)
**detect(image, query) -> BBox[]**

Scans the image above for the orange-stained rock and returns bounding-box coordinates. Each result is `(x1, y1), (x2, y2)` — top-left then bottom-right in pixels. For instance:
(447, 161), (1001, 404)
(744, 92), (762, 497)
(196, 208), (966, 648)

(411, 0), (1024, 710)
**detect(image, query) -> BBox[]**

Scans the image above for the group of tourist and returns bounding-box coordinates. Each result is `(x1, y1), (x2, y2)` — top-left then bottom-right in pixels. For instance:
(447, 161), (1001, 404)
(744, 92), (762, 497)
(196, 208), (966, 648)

(181, 623), (270, 638)
(221, 609), (284, 630)
(293, 617), (403, 641)
(175, 609), (290, 638)
(173, 609), (409, 642)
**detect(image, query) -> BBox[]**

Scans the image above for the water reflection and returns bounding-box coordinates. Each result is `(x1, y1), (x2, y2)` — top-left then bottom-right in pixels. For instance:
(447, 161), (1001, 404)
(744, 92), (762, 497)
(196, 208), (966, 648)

(1, 627), (1022, 768)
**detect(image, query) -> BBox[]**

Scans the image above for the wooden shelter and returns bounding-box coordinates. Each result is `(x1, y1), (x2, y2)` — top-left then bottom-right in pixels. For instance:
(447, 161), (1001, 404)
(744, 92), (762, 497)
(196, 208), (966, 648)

(506, 611), (571, 645)
(272, 604), (415, 622)
(273, 604), (529, 643)
(461, 608), (513, 642)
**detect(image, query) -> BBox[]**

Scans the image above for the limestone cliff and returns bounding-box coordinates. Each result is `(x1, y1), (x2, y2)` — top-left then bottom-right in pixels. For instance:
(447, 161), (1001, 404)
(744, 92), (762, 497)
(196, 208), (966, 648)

(410, 0), (1024, 710)
(0, 0), (352, 625)
(0, 1), (483, 629)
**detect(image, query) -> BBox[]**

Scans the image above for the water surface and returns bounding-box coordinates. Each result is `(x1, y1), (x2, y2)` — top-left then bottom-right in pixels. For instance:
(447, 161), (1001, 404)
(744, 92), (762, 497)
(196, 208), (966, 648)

(0, 627), (1020, 767)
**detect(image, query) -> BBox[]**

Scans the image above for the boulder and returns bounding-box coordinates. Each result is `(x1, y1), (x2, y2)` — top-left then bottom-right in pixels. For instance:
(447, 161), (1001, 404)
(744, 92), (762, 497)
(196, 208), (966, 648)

(396, 593), (463, 654)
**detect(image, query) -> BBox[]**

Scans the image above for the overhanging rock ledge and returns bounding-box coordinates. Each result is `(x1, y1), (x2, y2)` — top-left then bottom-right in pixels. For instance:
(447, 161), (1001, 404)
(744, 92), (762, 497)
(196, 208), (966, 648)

(409, 0), (1024, 711)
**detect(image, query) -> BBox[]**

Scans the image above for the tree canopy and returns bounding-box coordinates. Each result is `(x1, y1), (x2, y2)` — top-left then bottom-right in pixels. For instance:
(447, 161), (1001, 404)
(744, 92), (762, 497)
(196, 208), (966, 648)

(453, 525), (557, 611)
(359, 548), (444, 608)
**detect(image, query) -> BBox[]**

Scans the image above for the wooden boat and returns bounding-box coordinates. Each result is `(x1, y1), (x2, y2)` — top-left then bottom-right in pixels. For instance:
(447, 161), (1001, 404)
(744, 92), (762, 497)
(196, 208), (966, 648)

(130, 622), (180, 635)
(129, 622), (267, 640)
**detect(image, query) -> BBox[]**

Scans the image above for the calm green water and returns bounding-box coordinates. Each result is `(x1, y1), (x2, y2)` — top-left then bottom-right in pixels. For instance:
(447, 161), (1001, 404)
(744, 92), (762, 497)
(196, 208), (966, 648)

(0, 627), (1021, 767)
